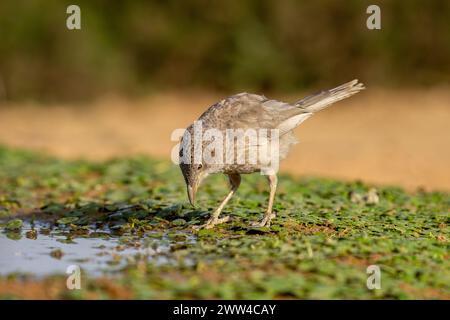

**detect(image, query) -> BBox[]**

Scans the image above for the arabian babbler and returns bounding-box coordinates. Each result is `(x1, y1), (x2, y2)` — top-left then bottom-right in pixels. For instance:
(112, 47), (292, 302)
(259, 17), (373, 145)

(179, 80), (364, 229)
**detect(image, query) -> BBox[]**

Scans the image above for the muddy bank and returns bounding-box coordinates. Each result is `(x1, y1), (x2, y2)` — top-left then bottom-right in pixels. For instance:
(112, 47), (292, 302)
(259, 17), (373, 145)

(0, 88), (449, 190)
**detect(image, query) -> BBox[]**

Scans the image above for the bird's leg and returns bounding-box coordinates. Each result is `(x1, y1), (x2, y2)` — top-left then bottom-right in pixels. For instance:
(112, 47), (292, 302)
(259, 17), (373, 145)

(251, 174), (277, 227)
(194, 174), (241, 230)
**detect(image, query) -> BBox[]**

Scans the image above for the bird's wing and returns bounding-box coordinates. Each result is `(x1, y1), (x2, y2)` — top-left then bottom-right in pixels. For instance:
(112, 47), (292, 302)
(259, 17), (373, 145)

(199, 92), (304, 131)
(199, 79), (364, 134)
(261, 98), (313, 135)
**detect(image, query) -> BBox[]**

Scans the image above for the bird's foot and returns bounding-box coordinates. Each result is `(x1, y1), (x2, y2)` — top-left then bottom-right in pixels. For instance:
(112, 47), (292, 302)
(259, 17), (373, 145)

(192, 215), (230, 231)
(250, 212), (275, 228)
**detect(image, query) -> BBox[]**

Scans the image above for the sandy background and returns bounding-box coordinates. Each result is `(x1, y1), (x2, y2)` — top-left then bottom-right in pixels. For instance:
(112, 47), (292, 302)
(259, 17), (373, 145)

(0, 88), (449, 191)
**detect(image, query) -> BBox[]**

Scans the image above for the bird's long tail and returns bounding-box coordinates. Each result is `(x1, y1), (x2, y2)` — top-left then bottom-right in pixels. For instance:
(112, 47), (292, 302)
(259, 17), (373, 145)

(295, 79), (365, 113)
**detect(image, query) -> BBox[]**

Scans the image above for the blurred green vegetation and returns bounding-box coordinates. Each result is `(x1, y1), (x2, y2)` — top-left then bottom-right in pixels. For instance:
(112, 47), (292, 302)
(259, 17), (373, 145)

(0, 0), (449, 101)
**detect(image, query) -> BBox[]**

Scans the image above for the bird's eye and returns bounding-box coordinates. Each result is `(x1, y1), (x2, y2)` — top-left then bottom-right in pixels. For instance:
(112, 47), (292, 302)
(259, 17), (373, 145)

(197, 164), (203, 170)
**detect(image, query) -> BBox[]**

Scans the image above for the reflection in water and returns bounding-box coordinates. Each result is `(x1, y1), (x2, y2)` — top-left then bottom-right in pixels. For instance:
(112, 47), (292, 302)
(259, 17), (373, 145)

(0, 222), (195, 277)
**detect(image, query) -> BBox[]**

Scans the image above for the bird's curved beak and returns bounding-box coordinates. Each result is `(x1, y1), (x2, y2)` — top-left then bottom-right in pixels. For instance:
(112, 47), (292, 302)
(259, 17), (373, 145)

(187, 184), (197, 207)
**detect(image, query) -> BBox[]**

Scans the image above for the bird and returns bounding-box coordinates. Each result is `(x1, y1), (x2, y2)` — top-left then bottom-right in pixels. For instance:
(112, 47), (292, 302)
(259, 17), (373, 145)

(179, 79), (365, 229)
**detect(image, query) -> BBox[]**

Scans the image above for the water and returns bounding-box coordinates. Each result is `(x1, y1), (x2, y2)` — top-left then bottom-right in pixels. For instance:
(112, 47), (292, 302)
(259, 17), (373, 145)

(0, 222), (195, 277)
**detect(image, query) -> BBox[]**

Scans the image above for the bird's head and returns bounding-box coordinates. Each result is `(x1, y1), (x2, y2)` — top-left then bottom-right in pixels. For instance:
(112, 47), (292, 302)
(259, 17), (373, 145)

(178, 130), (209, 207)
(179, 161), (208, 207)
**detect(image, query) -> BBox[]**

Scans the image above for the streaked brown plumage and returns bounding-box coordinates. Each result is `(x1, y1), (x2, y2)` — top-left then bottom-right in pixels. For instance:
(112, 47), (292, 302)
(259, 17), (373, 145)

(179, 80), (365, 229)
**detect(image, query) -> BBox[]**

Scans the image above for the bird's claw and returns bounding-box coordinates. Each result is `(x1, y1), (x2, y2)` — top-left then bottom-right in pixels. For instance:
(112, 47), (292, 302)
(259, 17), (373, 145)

(192, 215), (230, 231)
(250, 213), (275, 228)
